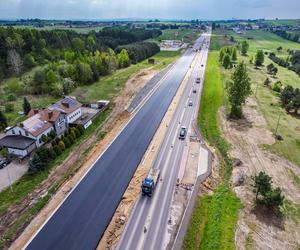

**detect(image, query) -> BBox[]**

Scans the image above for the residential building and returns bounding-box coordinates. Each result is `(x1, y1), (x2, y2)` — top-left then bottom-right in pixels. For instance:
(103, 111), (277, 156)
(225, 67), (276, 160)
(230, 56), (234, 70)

(49, 96), (82, 125)
(28, 108), (67, 135)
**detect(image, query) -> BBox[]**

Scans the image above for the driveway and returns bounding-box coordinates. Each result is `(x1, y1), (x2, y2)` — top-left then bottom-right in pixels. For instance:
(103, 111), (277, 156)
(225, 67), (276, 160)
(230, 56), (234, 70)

(0, 160), (28, 192)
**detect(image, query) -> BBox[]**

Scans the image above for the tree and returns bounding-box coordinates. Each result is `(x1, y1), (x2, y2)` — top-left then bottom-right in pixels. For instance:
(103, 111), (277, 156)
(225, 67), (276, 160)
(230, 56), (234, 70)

(241, 41), (249, 56)
(227, 62), (252, 118)
(255, 50), (264, 67)
(252, 171), (272, 200)
(252, 172), (285, 209)
(117, 49), (130, 68)
(23, 97), (31, 115)
(264, 77), (271, 86)
(266, 63), (278, 76)
(7, 49), (23, 76)
(29, 153), (44, 173)
(222, 54), (232, 69)
(6, 78), (24, 95)
(0, 111), (7, 130)
(72, 37), (85, 54)
(58, 141), (65, 151)
(232, 48), (238, 61)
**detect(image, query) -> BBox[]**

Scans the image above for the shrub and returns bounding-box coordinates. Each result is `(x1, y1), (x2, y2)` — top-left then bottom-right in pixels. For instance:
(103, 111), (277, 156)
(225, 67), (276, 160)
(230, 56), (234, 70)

(5, 103), (14, 112)
(51, 140), (57, 147)
(41, 134), (49, 143)
(49, 147), (57, 159)
(53, 145), (62, 155)
(48, 130), (57, 140)
(68, 135), (74, 144)
(58, 141), (66, 151)
(77, 125), (85, 135)
(63, 137), (71, 148)
(74, 128), (81, 138)
(272, 81), (282, 92)
(7, 93), (17, 101)
(70, 131), (76, 141)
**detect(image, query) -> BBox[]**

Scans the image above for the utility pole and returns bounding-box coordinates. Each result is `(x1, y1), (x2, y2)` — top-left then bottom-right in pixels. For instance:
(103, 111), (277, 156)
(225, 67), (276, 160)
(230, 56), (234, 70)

(254, 83), (259, 98)
(275, 113), (281, 136)
(6, 166), (13, 191)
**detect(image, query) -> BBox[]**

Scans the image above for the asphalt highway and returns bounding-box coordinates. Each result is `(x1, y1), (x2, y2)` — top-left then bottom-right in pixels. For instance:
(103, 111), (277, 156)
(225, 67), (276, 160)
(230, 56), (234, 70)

(25, 34), (206, 250)
(117, 31), (211, 250)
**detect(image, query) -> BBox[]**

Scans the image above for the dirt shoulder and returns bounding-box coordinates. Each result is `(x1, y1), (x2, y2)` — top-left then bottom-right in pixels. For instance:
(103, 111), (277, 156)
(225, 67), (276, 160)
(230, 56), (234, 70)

(219, 98), (300, 250)
(8, 68), (158, 250)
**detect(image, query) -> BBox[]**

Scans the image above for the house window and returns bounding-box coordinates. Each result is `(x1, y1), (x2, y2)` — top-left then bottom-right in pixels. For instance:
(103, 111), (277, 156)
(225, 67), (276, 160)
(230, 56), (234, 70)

(19, 131), (22, 135)
(12, 130), (15, 134)
(25, 131), (29, 136)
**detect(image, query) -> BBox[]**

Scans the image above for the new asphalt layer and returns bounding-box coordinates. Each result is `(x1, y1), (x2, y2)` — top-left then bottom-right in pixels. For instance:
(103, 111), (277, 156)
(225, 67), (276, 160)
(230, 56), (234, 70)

(25, 45), (196, 249)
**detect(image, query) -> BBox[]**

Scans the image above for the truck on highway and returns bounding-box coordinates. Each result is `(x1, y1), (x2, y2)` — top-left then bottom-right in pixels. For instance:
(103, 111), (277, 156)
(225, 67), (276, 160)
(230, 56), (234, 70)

(141, 169), (160, 197)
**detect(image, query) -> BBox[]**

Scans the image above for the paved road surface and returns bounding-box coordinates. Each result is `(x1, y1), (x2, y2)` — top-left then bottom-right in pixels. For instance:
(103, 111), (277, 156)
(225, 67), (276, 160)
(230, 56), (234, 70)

(117, 31), (211, 250)
(25, 35), (204, 250)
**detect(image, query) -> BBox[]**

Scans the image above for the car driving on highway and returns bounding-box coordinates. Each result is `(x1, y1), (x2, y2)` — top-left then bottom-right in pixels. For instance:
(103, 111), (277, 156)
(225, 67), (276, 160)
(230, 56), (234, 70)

(179, 126), (187, 140)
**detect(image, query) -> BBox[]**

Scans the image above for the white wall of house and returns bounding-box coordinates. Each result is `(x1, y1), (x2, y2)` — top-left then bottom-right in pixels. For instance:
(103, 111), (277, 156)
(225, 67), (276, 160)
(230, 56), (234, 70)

(6, 126), (35, 140)
(66, 108), (82, 124)
(8, 148), (28, 158)
(35, 127), (54, 147)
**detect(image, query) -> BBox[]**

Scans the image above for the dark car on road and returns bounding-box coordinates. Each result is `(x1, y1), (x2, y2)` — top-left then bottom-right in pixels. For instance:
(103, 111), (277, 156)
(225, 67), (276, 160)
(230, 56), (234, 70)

(0, 158), (11, 169)
(179, 126), (187, 140)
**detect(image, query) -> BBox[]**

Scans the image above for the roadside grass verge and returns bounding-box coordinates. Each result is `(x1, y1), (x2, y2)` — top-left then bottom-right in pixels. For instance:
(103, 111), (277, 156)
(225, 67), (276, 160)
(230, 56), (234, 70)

(183, 186), (242, 250)
(183, 44), (241, 249)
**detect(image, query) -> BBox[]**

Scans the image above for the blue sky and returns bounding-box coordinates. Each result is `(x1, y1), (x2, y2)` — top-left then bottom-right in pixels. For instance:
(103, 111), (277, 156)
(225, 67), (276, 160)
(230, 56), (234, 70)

(0, 0), (299, 20)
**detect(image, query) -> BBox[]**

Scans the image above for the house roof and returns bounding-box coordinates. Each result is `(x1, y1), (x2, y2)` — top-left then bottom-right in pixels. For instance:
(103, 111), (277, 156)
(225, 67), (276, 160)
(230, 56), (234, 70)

(21, 113), (53, 137)
(0, 135), (35, 150)
(28, 108), (62, 123)
(49, 96), (82, 115)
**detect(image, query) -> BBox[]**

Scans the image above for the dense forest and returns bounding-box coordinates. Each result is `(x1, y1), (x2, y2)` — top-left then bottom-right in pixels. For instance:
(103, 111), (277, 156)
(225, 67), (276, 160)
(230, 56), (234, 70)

(0, 27), (161, 80)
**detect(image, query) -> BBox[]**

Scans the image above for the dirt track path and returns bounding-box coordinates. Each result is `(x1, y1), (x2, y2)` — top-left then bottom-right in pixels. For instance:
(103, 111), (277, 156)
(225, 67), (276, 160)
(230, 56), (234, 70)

(219, 98), (300, 250)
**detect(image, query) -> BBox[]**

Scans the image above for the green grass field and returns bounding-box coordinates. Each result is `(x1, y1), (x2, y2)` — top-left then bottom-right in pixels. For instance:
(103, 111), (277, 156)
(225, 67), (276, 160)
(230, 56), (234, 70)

(217, 28), (300, 166)
(183, 186), (242, 250)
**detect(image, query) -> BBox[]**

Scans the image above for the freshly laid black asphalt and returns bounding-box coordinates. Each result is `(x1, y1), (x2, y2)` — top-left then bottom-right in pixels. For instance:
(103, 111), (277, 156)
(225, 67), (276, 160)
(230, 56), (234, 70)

(26, 49), (195, 250)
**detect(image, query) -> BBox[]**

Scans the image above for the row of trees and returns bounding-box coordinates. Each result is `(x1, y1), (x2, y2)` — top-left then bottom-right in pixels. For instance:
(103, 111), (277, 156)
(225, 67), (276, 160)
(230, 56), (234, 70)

(29, 126), (84, 173)
(269, 52), (290, 68)
(268, 51), (300, 76)
(219, 46), (238, 69)
(0, 26), (161, 80)
(116, 42), (160, 64)
(280, 85), (300, 114)
(273, 30), (300, 43)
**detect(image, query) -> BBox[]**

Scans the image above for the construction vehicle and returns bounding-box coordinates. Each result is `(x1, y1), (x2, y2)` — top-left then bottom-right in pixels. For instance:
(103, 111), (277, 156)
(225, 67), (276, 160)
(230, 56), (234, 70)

(141, 169), (160, 197)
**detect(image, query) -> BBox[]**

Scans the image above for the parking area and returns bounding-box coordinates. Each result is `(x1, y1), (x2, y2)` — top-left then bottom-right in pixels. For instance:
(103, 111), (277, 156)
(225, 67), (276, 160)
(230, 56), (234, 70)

(0, 160), (28, 192)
